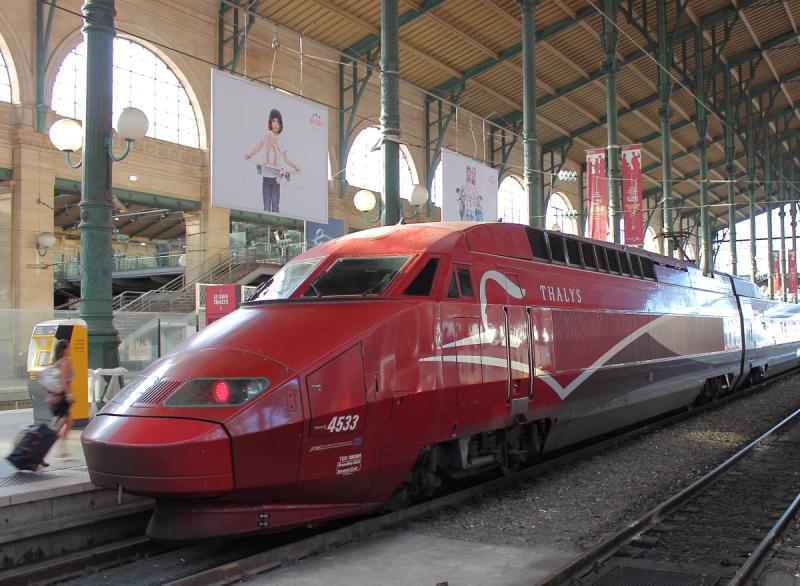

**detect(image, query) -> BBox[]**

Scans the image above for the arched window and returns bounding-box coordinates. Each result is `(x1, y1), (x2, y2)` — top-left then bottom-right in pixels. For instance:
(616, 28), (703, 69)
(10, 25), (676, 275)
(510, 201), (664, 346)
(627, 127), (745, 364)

(643, 227), (659, 253)
(546, 192), (576, 234)
(0, 47), (10, 102)
(431, 161), (443, 208)
(498, 176), (527, 224)
(52, 38), (199, 147)
(346, 127), (415, 200)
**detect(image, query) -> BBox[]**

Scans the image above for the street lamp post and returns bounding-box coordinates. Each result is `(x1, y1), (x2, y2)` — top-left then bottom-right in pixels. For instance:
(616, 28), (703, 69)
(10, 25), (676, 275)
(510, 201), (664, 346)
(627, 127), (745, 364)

(49, 0), (148, 369)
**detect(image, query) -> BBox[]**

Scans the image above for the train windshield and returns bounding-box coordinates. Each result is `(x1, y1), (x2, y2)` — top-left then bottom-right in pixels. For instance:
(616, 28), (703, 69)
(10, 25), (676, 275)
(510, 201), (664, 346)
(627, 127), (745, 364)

(303, 256), (411, 297)
(250, 259), (322, 301)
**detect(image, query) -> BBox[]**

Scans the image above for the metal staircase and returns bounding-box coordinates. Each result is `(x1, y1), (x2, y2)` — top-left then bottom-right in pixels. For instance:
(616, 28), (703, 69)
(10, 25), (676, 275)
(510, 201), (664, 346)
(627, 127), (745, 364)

(113, 247), (282, 313)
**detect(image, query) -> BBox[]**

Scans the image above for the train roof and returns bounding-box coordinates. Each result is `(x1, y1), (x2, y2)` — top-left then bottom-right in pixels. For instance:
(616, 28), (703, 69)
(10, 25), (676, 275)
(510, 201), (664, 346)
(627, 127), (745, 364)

(297, 221), (700, 272)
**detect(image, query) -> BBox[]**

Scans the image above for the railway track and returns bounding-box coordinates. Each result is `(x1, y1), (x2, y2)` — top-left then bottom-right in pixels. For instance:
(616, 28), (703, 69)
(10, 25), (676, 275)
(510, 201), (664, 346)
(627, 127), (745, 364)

(6, 372), (798, 585)
(538, 405), (800, 586)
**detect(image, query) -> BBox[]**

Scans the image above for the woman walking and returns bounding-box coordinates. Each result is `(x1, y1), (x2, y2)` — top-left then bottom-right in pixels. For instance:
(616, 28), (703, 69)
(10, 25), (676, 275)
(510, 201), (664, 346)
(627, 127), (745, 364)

(48, 339), (74, 457)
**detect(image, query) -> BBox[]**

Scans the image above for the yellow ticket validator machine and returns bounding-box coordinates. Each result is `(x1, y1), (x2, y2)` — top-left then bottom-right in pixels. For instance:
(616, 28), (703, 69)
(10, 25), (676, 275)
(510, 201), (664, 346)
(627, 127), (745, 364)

(27, 319), (89, 425)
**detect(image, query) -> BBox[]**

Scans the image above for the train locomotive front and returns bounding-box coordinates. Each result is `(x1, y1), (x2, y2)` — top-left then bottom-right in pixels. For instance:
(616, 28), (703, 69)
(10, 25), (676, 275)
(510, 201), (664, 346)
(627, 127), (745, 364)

(82, 224), (462, 540)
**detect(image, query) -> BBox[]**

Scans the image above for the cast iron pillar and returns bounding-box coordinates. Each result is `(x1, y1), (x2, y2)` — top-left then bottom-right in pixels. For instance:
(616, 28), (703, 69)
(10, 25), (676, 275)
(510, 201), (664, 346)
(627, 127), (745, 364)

(519, 0), (540, 228)
(778, 142), (787, 300)
(765, 131), (774, 299)
(657, 0), (673, 256)
(80, 0), (119, 370)
(792, 157), (798, 302)
(747, 99), (757, 283)
(380, 0), (400, 226)
(694, 29), (711, 274)
(603, 0), (621, 243)
(724, 68), (737, 274)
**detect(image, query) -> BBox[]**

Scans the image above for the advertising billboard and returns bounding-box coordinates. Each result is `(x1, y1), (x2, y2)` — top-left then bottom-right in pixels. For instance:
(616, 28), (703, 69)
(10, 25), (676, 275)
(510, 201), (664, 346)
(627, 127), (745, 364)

(211, 69), (329, 223)
(440, 149), (498, 222)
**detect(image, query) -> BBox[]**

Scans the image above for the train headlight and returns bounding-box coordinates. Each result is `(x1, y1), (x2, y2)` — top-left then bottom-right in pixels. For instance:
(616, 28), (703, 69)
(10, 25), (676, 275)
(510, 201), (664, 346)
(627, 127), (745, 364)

(164, 378), (270, 407)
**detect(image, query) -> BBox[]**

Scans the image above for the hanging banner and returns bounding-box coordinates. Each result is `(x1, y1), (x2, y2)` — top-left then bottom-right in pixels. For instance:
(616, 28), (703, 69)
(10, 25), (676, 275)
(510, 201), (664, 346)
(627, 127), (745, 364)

(441, 149), (498, 222)
(789, 250), (797, 294)
(585, 148), (608, 241)
(772, 250), (782, 293)
(211, 69), (329, 223)
(621, 144), (643, 245)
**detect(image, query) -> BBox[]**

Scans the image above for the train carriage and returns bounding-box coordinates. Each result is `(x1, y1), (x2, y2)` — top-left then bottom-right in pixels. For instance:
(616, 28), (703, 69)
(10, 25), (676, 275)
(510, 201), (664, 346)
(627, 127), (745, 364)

(82, 222), (800, 540)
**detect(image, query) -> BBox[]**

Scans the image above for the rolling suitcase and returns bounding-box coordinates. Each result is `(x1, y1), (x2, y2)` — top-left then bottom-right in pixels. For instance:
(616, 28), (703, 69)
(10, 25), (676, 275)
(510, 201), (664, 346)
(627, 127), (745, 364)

(6, 423), (57, 471)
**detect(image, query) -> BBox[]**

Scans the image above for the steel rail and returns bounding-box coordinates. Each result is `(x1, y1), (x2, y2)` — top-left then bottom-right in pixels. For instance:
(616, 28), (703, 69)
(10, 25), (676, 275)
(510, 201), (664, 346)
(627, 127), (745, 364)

(728, 490), (800, 585)
(536, 403), (800, 586)
(164, 373), (796, 586)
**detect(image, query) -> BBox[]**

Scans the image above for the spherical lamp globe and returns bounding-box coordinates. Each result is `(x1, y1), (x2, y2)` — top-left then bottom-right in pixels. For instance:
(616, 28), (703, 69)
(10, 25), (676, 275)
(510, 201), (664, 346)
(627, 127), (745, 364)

(410, 184), (429, 207)
(353, 189), (377, 213)
(116, 107), (149, 141)
(49, 119), (83, 152)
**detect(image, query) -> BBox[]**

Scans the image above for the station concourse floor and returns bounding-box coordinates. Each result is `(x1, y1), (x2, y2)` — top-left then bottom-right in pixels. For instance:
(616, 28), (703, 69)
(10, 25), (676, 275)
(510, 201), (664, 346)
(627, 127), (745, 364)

(0, 408), (91, 505)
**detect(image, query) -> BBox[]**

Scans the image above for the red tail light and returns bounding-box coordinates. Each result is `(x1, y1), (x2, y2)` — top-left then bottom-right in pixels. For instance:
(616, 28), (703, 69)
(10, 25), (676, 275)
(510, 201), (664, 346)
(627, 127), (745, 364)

(212, 381), (230, 404)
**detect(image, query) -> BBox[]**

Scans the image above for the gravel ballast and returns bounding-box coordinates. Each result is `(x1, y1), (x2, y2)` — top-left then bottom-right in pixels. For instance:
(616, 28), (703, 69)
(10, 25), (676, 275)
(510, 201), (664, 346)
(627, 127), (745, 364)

(405, 375), (800, 553)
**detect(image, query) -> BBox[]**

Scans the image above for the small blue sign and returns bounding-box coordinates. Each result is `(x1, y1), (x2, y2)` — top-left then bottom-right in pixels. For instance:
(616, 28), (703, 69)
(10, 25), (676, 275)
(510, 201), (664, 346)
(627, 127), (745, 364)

(305, 218), (345, 249)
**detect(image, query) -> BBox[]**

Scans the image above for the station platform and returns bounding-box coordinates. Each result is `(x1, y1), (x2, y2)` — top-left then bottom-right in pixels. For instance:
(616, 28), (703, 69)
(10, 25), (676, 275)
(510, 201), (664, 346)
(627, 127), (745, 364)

(0, 408), (90, 497)
(0, 408), (152, 574)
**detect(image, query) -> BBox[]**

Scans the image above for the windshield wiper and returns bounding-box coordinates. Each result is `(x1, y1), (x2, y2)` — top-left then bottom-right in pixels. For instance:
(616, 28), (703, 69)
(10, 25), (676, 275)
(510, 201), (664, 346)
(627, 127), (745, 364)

(362, 273), (392, 296)
(307, 280), (322, 297)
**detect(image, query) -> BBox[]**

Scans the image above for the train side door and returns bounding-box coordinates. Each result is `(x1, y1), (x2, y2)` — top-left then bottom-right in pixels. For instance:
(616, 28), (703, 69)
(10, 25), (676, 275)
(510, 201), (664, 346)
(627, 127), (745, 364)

(299, 343), (376, 502)
(455, 317), (483, 405)
(504, 274), (530, 410)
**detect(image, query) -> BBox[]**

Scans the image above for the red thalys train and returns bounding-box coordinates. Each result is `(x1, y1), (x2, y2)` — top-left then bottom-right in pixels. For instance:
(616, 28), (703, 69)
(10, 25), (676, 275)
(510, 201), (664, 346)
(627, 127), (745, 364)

(82, 222), (800, 540)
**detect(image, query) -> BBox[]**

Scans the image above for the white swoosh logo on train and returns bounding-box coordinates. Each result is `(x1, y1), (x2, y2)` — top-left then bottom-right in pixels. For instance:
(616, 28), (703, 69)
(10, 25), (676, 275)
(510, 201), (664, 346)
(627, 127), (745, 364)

(423, 305), (676, 400)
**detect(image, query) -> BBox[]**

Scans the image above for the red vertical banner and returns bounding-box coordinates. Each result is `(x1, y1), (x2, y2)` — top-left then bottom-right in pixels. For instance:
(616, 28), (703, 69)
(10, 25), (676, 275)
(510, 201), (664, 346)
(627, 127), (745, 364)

(586, 148), (608, 241)
(621, 144), (644, 245)
(772, 251), (782, 294)
(788, 250), (797, 294)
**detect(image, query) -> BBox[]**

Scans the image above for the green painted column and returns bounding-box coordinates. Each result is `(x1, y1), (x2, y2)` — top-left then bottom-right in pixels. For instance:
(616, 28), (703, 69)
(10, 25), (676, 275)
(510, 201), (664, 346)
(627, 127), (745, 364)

(791, 151), (798, 302)
(579, 163), (586, 236)
(694, 29), (711, 274)
(603, 0), (621, 243)
(519, 0), (540, 228)
(765, 131), (774, 299)
(657, 0), (673, 257)
(380, 0), (400, 226)
(778, 142), (787, 301)
(80, 0), (119, 370)
(724, 68), (737, 275)
(747, 99), (757, 283)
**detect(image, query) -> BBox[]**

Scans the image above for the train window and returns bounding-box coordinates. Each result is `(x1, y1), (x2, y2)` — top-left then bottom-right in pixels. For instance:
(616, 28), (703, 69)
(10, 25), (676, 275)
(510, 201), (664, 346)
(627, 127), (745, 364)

(597, 247), (610, 272)
(457, 268), (474, 296)
(606, 249), (621, 274)
(581, 242), (598, 270)
(549, 234), (567, 263)
(403, 258), (439, 296)
(565, 238), (582, 267)
(619, 253), (632, 276)
(304, 255), (410, 297)
(251, 258), (322, 300)
(641, 257), (657, 280)
(525, 228), (550, 261)
(447, 273), (459, 298)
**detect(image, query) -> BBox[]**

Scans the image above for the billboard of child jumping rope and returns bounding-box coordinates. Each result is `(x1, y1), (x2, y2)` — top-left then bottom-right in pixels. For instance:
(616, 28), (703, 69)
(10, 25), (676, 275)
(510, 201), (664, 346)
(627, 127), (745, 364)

(440, 149), (498, 222)
(211, 70), (329, 223)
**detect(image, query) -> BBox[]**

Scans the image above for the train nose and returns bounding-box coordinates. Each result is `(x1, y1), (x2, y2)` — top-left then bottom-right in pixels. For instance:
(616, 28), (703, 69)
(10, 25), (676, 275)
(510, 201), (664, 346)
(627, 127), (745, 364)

(82, 414), (233, 497)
